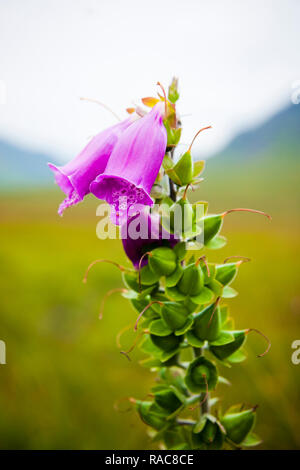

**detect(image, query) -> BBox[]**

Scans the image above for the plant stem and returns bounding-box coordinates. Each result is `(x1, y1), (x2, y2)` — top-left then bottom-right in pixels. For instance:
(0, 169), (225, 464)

(193, 347), (210, 416)
(168, 148), (177, 201)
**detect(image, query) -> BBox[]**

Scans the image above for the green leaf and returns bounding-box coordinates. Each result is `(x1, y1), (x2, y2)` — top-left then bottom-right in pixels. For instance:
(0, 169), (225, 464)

(222, 286), (238, 298)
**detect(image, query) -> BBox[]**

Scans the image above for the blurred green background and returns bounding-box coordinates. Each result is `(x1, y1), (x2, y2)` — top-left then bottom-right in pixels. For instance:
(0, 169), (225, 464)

(0, 105), (299, 450)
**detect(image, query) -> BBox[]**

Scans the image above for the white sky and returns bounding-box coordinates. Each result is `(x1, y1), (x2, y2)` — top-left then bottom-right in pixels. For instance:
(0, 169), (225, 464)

(0, 0), (299, 161)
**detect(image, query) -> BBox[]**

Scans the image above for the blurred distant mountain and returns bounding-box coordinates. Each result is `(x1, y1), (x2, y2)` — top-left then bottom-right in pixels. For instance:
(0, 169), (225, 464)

(0, 104), (299, 191)
(0, 139), (55, 189)
(207, 104), (299, 165)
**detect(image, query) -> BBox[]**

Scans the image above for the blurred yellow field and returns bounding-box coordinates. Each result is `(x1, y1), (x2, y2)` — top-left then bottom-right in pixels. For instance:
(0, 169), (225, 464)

(1, 159), (299, 449)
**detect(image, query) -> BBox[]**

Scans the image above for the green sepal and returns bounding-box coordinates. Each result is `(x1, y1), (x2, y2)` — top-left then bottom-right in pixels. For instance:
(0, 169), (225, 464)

(139, 356), (164, 369)
(242, 432), (262, 447)
(192, 416), (224, 450)
(122, 271), (158, 295)
(168, 78), (180, 103)
(206, 279), (223, 296)
(139, 334), (163, 358)
(209, 330), (235, 346)
(220, 305), (229, 325)
(154, 388), (184, 415)
(165, 286), (186, 301)
(185, 356), (218, 393)
(205, 235), (227, 250)
(209, 330), (246, 361)
(164, 120), (182, 149)
(193, 160), (205, 178)
(186, 331), (205, 348)
(161, 302), (190, 330)
(191, 287), (215, 305)
(173, 151), (193, 186)
(135, 400), (168, 430)
(174, 315), (194, 336)
(191, 301), (222, 342)
(149, 319), (173, 337)
(203, 214), (223, 244)
(215, 262), (238, 286)
(199, 261), (215, 284)
(148, 247), (177, 277)
(150, 333), (183, 353)
(222, 286), (238, 298)
(165, 264), (183, 287)
(221, 408), (257, 444)
(177, 264), (205, 296)
(227, 348), (247, 363)
(173, 241), (187, 261)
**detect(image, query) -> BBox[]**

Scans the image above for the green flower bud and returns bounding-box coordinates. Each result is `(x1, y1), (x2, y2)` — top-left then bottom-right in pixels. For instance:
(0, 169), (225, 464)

(161, 302), (190, 330)
(221, 407), (257, 444)
(177, 264), (205, 296)
(192, 300), (222, 342)
(148, 247), (177, 277)
(185, 357), (218, 393)
(210, 330), (246, 360)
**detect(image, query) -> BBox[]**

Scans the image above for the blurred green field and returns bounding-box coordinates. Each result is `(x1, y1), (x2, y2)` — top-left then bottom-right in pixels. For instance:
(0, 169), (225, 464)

(0, 158), (300, 449)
